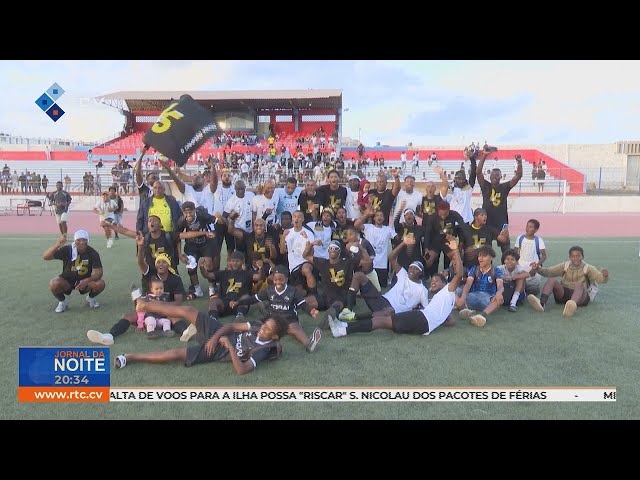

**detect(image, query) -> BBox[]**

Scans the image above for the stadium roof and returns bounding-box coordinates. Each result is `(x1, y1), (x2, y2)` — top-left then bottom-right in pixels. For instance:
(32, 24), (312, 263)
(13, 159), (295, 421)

(95, 89), (343, 111)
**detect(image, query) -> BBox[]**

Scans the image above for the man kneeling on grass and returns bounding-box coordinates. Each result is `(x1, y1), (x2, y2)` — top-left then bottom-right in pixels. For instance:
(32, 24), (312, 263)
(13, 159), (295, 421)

(114, 300), (285, 375)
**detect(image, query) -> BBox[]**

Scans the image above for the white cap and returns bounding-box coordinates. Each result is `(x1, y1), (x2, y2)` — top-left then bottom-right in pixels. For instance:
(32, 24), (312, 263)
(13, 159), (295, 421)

(74, 230), (89, 242)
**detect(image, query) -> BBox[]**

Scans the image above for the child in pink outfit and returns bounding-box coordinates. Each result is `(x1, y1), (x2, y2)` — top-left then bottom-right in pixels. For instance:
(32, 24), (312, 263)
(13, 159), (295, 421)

(136, 278), (174, 339)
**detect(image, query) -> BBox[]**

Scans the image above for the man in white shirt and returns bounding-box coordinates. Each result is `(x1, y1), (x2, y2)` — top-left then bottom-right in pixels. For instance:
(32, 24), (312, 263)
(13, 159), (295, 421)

(345, 174), (361, 221)
(392, 175), (423, 221)
(282, 211), (317, 295)
(336, 235), (429, 322)
(400, 151), (407, 171)
(159, 159), (214, 213)
(330, 238), (463, 337)
(223, 180), (255, 233)
(252, 179), (279, 229)
(354, 204), (397, 288)
(306, 209), (335, 260)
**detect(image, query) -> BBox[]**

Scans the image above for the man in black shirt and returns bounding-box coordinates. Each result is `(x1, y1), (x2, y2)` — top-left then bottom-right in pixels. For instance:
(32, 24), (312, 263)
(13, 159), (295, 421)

(459, 208), (507, 268)
(201, 251), (262, 320)
(43, 230), (105, 313)
(316, 170), (347, 212)
(226, 216), (278, 269)
(51, 181), (72, 235)
(235, 265), (322, 353)
(476, 153), (523, 253)
(176, 202), (220, 299)
(368, 170), (401, 224)
(303, 240), (360, 329)
(423, 201), (466, 276)
(114, 302), (285, 376)
(298, 178), (320, 223)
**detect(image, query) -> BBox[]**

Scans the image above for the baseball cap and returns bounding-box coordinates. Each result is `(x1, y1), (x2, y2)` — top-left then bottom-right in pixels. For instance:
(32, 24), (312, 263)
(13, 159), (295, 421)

(328, 240), (342, 251)
(348, 174), (361, 181)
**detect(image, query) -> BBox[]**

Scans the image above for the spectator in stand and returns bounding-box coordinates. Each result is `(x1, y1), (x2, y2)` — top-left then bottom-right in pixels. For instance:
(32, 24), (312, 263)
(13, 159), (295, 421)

(536, 160), (546, 192)
(357, 143), (365, 160)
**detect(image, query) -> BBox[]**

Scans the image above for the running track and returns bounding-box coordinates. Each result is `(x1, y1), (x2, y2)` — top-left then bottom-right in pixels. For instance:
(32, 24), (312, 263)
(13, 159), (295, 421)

(1, 211), (639, 237)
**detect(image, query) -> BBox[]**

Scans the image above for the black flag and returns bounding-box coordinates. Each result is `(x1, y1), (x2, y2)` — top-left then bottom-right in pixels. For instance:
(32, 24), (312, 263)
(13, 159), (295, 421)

(142, 94), (218, 167)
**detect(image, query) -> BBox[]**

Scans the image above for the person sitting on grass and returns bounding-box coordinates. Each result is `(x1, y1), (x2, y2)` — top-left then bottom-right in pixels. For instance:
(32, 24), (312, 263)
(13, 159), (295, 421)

(137, 277), (174, 339)
(114, 301), (285, 376)
(495, 249), (529, 312)
(457, 245), (504, 327)
(527, 245), (609, 318)
(329, 237), (464, 337)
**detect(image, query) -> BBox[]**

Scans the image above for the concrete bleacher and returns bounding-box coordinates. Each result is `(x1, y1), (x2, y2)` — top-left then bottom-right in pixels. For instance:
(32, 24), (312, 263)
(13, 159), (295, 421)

(0, 160), (124, 194)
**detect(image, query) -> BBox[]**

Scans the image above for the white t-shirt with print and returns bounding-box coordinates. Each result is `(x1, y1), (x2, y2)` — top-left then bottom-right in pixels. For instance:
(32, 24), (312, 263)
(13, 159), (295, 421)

(252, 193), (279, 229)
(285, 227), (315, 271)
(224, 191), (255, 233)
(420, 286), (456, 335)
(382, 268), (430, 314)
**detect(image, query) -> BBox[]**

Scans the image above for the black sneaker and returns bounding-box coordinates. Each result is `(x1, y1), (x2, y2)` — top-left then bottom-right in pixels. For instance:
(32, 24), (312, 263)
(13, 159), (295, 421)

(508, 305), (518, 312)
(306, 328), (322, 353)
(163, 330), (176, 338)
(147, 330), (162, 340)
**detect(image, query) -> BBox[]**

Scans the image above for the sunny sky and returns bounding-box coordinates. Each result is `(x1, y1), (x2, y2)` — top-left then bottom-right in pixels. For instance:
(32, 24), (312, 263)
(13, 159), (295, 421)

(2, 60), (639, 147)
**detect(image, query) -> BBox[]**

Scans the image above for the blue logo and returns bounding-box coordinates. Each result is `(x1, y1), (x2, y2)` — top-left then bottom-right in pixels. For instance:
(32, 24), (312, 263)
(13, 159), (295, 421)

(35, 82), (65, 122)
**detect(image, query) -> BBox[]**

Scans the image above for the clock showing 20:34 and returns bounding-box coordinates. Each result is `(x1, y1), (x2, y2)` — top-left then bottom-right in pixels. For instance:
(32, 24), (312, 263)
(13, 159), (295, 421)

(54, 375), (89, 385)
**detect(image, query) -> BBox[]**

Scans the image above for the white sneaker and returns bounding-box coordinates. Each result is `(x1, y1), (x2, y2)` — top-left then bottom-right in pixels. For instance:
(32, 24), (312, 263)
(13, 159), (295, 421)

(87, 330), (114, 346)
(180, 323), (197, 343)
(194, 285), (204, 298)
(329, 315), (348, 338)
(106, 238), (114, 248)
(86, 294), (100, 309)
(55, 299), (68, 313)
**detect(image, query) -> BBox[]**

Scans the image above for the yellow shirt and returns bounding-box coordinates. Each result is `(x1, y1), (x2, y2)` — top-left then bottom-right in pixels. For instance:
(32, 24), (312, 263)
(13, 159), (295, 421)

(148, 196), (173, 232)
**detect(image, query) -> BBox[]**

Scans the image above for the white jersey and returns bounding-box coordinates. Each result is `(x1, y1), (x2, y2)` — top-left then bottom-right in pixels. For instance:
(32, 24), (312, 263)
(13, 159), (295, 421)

(252, 194), (279, 229)
(183, 184), (214, 213)
(285, 227), (315, 271)
(382, 268), (430, 314)
(306, 221), (334, 260)
(447, 185), (474, 224)
(224, 192), (255, 233)
(496, 263), (527, 280)
(95, 199), (116, 222)
(212, 184), (235, 216)
(362, 223), (397, 269)
(345, 189), (361, 221)
(276, 186), (303, 221)
(419, 286), (456, 335)
(392, 189), (423, 220)
(516, 235), (546, 272)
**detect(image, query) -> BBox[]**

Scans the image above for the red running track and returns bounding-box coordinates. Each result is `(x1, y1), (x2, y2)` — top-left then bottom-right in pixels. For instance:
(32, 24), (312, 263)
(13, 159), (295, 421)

(1, 211), (639, 237)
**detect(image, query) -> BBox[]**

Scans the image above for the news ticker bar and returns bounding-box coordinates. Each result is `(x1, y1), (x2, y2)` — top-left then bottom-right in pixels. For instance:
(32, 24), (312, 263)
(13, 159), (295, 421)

(17, 387), (617, 403)
(106, 387), (616, 402)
